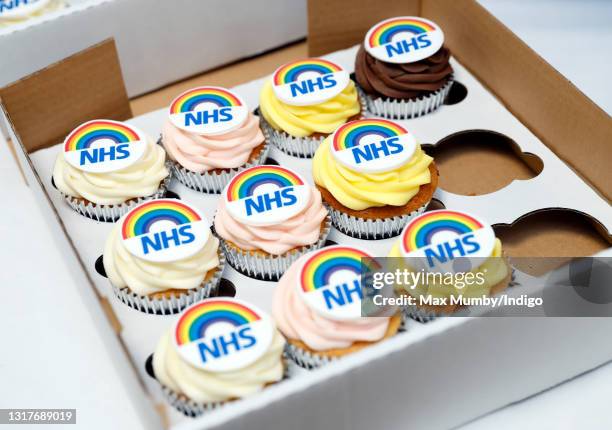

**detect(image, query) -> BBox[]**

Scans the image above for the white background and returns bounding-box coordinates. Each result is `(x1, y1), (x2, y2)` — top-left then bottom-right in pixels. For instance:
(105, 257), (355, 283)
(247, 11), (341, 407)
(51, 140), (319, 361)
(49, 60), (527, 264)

(0, 1), (611, 429)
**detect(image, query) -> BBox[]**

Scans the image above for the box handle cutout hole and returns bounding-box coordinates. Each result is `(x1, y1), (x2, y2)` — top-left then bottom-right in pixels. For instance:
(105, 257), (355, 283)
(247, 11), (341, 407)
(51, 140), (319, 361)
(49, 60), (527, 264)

(95, 255), (107, 278)
(165, 190), (181, 200)
(444, 81), (468, 105)
(217, 278), (237, 297)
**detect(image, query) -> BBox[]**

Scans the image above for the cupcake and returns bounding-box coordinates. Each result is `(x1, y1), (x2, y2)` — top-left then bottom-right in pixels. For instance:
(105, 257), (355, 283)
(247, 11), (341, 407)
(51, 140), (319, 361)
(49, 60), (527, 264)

(103, 199), (224, 314)
(273, 245), (401, 369)
(162, 86), (269, 193)
(388, 210), (511, 321)
(259, 58), (362, 158)
(313, 118), (438, 239)
(214, 165), (330, 280)
(355, 16), (454, 119)
(0, 0), (65, 29)
(52, 119), (170, 221)
(151, 298), (285, 416)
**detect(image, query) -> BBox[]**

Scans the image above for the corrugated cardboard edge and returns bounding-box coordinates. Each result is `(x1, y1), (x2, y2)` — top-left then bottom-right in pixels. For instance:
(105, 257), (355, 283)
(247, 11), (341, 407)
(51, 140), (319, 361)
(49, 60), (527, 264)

(422, 0), (611, 202)
(0, 38), (132, 153)
(307, 0), (612, 202)
(307, 0), (419, 56)
(0, 39), (163, 429)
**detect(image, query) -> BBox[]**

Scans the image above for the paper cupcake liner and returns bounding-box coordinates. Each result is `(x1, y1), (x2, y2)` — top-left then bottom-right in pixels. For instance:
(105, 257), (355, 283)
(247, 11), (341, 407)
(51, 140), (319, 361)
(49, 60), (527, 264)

(111, 252), (225, 315)
(60, 162), (173, 222)
(257, 95), (366, 159)
(284, 342), (337, 370)
(359, 76), (454, 119)
(168, 142), (270, 194)
(401, 303), (441, 324)
(402, 267), (517, 323)
(259, 116), (324, 159)
(161, 387), (225, 417)
(218, 216), (331, 281)
(327, 202), (428, 240)
(158, 359), (290, 417)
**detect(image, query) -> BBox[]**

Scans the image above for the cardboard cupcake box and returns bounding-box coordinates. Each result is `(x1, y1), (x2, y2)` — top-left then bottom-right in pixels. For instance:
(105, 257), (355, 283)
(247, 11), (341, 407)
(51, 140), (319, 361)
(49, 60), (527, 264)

(1, 0), (611, 429)
(0, 0), (306, 138)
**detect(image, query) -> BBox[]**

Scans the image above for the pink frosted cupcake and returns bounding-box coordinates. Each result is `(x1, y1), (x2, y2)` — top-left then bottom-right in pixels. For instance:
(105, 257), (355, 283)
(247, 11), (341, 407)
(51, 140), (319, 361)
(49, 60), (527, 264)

(272, 246), (401, 369)
(214, 165), (330, 280)
(161, 86), (269, 193)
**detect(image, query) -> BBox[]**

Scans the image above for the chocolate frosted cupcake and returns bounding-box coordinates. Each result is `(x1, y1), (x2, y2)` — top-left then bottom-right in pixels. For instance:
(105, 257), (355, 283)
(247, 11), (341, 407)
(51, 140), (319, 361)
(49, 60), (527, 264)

(355, 17), (453, 119)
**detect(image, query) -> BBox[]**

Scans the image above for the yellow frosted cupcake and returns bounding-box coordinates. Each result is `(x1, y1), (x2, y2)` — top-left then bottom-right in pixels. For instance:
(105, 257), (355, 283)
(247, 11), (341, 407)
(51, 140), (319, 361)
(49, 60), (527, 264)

(313, 118), (437, 239)
(388, 209), (511, 321)
(259, 58), (362, 158)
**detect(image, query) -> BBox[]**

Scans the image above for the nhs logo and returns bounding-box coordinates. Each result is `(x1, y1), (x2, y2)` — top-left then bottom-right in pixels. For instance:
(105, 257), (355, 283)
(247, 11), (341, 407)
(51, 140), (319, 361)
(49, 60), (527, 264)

(273, 71), (350, 106)
(332, 129), (418, 174)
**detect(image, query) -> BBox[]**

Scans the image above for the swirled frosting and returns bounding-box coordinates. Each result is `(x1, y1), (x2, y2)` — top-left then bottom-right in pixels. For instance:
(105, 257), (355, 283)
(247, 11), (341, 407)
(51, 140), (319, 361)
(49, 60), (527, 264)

(162, 113), (264, 173)
(259, 79), (361, 137)
(153, 327), (285, 403)
(0, 0), (65, 27)
(214, 187), (328, 255)
(355, 44), (453, 99)
(103, 222), (220, 296)
(272, 253), (391, 351)
(388, 238), (509, 298)
(313, 137), (433, 210)
(53, 139), (169, 205)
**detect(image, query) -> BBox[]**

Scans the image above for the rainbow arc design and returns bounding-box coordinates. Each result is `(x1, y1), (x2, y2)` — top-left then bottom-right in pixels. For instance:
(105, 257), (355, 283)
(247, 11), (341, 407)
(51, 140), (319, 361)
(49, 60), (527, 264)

(121, 200), (201, 240)
(226, 166), (304, 202)
(273, 58), (343, 85)
(368, 18), (436, 47)
(300, 247), (374, 292)
(169, 87), (242, 114)
(64, 120), (140, 152)
(402, 210), (484, 253)
(332, 119), (407, 151)
(175, 300), (261, 345)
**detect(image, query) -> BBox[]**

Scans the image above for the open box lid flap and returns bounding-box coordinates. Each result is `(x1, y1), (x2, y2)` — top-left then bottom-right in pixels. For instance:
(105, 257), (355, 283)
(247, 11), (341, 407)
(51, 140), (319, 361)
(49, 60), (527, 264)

(308, 0), (612, 202)
(0, 38), (131, 153)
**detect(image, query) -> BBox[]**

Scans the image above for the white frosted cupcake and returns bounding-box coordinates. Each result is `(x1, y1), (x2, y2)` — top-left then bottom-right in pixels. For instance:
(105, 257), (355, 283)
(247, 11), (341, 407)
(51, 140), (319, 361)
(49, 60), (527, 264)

(53, 120), (170, 221)
(161, 86), (269, 193)
(0, 0), (65, 29)
(214, 165), (330, 280)
(103, 199), (224, 314)
(152, 298), (285, 416)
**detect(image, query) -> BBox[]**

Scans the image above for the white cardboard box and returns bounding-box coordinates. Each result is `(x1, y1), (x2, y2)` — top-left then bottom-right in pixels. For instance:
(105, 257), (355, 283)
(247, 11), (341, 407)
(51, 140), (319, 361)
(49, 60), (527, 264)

(5, 41), (612, 429)
(0, 0), (306, 136)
